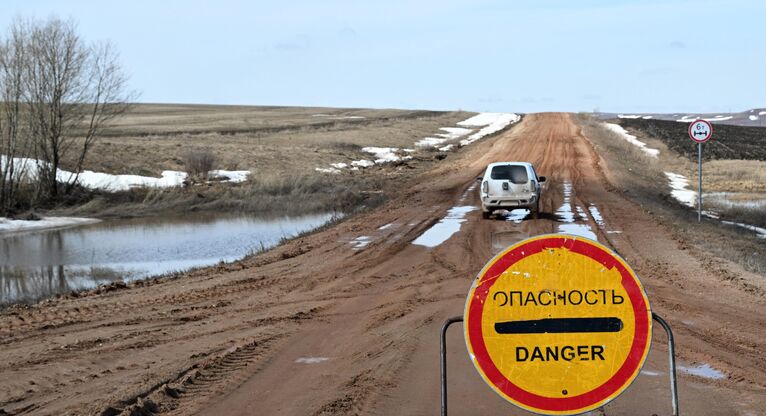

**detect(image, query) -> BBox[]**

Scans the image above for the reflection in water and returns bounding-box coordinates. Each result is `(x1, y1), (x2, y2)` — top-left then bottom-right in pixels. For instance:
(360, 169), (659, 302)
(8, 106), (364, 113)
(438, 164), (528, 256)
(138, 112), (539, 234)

(0, 213), (334, 306)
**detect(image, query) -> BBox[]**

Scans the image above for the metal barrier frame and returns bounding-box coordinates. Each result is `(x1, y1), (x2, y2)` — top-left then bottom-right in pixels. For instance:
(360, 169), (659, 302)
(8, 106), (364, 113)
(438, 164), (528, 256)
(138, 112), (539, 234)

(439, 313), (679, 416)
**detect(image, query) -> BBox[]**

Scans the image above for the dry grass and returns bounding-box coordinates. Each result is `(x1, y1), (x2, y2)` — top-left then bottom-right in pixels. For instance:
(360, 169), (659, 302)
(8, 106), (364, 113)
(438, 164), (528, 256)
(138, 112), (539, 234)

(56, 171), (387, 219)
(47, 104), (473, 218)
(60, 105), (471, 177)
(576, 113), (766, 275)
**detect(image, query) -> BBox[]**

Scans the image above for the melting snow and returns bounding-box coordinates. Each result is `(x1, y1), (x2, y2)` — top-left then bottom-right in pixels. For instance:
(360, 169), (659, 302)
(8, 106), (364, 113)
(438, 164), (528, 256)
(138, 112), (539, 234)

(351, 160), (375, 168)
(0, 156), (250, 191)
(412, 206), (476, 248)
(315, 167), (341, 174)
(350, 236), (371, 249)
(721, 220), (766, 239)
(458, 113), (521, 146)
(603, 123), (659, 157)
(665, 173), (766, 238)
(676, 115), (733, 123)
(664, 172), (696, 207)
(0, 217), (99, 233)
(378, 223), (394, 230)
(617, 114), (642, 119)
(679, 363), (725, 380)
(749, 115), (759, 121)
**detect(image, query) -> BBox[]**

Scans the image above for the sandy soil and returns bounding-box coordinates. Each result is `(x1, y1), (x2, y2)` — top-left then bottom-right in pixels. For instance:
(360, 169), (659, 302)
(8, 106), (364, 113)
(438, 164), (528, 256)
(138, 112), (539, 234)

(1, 113), (764, 415)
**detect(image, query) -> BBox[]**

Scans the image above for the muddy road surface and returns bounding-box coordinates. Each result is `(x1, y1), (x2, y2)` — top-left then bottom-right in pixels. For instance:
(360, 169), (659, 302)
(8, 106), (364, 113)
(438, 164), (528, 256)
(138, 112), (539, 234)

(1, 113), (764, 415)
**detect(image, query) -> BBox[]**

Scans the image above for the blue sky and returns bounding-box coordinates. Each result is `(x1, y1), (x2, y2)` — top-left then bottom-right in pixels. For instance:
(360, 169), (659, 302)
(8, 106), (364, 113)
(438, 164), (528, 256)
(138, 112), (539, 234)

(2, 0), (764, 113)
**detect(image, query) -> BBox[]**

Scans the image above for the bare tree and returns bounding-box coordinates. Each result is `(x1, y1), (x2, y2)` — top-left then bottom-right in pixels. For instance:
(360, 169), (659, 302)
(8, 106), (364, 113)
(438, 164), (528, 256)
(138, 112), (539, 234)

(0, 18), (33, 213)
(21, 17), (133, 201)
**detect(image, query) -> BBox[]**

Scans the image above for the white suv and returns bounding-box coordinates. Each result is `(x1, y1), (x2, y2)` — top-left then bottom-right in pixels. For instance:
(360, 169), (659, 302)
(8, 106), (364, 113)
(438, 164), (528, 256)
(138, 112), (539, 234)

(478, 162), (546, 219)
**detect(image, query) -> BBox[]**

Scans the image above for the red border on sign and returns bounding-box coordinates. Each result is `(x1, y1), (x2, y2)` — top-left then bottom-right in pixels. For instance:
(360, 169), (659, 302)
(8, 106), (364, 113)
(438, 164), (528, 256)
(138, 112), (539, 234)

(466, 236), (650, 412)
(688, 119), (712, 143)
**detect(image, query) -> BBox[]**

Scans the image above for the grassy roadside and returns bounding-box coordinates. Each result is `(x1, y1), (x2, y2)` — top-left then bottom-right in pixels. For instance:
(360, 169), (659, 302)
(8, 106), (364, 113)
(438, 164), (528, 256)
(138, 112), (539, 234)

(576, 114), (766, 275)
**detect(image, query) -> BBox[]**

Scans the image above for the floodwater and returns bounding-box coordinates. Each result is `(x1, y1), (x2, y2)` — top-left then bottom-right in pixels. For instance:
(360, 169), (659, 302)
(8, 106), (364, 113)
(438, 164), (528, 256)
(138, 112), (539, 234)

(0, 212), (335, 306)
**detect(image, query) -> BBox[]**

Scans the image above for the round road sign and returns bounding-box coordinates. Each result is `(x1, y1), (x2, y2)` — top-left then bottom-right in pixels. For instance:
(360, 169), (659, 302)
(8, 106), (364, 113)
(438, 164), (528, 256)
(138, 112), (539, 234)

(689, 119), (713, 143)
(464, 234), (652, 415)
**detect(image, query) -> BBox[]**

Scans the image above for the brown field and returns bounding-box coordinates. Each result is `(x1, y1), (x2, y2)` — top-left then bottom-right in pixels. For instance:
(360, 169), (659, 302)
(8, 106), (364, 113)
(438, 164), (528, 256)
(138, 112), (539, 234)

(69, 104), (472, 177)
(52, 105), (474, 218)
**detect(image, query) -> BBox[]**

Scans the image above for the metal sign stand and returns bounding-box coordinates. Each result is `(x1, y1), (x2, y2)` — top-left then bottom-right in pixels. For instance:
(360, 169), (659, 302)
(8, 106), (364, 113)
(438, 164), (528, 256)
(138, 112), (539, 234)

(698, 142), (702, 222)
(688, 119), (712, 222)
(439, 313), (679, 416)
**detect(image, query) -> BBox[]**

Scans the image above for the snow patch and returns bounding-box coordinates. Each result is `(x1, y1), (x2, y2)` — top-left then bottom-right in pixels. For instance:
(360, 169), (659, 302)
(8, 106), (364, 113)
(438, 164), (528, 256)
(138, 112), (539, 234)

(603, 123), (659, 157)
(436, 127), (473, 139)
(749, 115), (759, 121)
(0, 155), (250, 191)
(330, 163), (348, 169)
(458, 113), (520, 146)
(351, 160), (374, 168)
(721, 220), (766, 239)
(617, 114), (642, 119)
(378, 223), (394, 230)
(350, 236), (371, 249)
(677, 115), (733, 122)
(412, 206), (476, 248)
(361, 147), (412, 164)
(664, 172), (696, 207)
(315, 167), (341, 174)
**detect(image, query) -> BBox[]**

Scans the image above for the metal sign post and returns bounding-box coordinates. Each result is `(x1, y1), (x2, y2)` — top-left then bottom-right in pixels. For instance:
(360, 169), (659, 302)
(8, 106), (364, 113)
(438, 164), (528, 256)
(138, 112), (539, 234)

(440, 313), (679, 416)
(463, 235), (652, 415)
(688, 120), (713, 222)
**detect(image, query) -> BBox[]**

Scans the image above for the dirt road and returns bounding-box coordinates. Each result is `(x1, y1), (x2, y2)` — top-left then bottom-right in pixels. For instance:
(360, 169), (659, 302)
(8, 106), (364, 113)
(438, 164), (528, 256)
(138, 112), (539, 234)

(1, 113), (765, 415)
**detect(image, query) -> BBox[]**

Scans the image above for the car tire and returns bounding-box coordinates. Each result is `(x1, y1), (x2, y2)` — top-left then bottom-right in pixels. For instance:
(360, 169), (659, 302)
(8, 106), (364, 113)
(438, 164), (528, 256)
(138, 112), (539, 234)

(532, 201), (540, 219)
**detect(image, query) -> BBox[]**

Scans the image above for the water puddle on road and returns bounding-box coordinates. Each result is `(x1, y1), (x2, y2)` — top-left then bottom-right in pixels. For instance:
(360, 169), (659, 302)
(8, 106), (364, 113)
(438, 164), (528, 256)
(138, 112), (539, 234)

(0, 212), (335, 306)
(554, 181), (598, 240)
(295, 357), (330, 364)
(412, 206), (476, 248)
(678, 363), (726, 380)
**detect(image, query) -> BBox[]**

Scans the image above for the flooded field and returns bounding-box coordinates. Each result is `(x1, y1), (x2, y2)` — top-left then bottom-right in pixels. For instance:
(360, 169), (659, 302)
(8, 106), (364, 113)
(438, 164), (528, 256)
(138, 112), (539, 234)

(0, 213), (334, 306)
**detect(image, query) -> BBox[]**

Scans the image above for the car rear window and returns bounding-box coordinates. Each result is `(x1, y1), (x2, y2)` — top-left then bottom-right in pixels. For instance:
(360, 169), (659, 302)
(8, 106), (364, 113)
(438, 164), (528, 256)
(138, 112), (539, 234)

(490, 165), (528, 184)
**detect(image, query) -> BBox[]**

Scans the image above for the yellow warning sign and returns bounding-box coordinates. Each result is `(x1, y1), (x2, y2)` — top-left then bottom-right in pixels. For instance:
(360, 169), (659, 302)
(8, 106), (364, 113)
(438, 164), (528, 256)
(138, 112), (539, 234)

(464, 234), (651, 415)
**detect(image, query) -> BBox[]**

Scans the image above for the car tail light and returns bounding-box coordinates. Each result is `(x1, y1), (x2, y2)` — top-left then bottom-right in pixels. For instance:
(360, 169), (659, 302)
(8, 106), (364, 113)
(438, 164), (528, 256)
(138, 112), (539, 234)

(482, 181), (488, 193)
